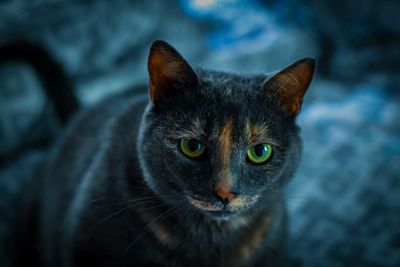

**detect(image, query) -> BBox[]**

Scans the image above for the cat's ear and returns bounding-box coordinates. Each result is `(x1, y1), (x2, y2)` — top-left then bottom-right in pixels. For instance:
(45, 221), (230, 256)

(264, 58), (315, 116)
(147, 40), (198, 104)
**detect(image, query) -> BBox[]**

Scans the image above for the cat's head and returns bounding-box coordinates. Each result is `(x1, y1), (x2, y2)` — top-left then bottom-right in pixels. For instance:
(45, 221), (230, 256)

(137, 40), (315, 220)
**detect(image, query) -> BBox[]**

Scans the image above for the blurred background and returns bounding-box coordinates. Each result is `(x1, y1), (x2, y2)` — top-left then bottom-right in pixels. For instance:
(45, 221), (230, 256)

(0, 0), (399, 266)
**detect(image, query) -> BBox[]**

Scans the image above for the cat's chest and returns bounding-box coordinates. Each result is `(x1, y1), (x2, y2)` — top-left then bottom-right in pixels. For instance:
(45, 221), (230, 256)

(137, 210), (273, 267)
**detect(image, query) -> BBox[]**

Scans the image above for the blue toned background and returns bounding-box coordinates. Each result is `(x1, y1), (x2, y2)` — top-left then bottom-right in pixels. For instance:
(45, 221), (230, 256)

(0, 0), (399, 266)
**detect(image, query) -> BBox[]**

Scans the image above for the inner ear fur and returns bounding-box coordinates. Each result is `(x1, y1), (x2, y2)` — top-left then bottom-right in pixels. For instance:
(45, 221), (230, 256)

(264, 58), (315, 115)
(147, 40), (198, 104)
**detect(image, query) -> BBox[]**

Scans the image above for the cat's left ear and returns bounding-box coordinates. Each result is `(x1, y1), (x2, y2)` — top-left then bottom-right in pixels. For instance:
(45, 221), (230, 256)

(148, 40), (199, 104)
(264, 58), (315, 116)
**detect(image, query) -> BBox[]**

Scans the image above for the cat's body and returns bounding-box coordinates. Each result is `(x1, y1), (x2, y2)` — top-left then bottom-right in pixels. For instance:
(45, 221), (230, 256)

(11, 41), (315, 267)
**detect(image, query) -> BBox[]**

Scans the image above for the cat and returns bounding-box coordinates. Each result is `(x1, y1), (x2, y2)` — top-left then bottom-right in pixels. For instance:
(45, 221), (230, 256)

(11, 40), (315, 267)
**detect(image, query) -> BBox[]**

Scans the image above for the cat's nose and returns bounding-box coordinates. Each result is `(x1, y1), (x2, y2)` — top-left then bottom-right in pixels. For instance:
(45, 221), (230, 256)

(215, 187), (235, 205)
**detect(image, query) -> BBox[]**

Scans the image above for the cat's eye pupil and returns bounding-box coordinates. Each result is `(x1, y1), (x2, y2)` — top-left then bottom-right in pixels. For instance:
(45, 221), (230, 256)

(180, 138), (206, 158)
(254, 144), (267, 157)
(187, 140), (201, 152)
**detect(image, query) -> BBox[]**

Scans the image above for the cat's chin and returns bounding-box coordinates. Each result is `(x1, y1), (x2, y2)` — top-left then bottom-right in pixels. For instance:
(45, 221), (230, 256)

(204, 209), (239, 221)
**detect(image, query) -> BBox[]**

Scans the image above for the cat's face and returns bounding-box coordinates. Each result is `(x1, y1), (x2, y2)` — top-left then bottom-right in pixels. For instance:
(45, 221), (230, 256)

(138, 41), (315, 220)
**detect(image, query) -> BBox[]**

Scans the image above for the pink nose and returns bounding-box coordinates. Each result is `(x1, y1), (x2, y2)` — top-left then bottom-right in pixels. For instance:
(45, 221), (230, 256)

(215, 187), (235, 205)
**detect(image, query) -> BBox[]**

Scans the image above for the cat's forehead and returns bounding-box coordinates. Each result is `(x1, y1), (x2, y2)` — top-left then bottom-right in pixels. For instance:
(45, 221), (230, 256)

(196, 69), (267, 95)
(170, 102), (276, 146)
(162, 70), (282, 144)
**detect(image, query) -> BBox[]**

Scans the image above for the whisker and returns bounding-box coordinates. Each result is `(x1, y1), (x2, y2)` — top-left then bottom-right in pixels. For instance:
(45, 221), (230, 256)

(89, 201), (156, 231)
(92, 196), (164, 208)
(89, 189), (151, 203)
(89, 197), (175, 231)
(91, 188), (184, 208)
(90, 197), (126, 203)
(122, 203), (185, 254)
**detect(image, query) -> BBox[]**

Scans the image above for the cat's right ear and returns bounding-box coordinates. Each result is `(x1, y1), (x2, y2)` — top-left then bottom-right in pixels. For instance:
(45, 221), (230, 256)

(147, 40), (198, 104)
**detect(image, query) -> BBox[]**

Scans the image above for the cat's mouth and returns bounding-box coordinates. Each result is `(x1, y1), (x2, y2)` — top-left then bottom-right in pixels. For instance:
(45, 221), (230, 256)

(187, 194), (258, 218)
(187, 196), (225, 212)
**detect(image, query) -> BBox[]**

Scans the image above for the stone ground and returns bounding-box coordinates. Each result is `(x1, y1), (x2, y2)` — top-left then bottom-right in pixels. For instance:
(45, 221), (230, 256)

(0, 1), (399, 266)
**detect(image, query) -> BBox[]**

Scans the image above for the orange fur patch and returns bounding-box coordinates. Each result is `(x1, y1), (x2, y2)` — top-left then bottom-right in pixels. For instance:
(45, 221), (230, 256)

(151, 223), (170, 246)
(138, 208), (172, 246)
(236, 215), (273, 263)
(246, 122), (270, 144)
(216, 119), (234, 191)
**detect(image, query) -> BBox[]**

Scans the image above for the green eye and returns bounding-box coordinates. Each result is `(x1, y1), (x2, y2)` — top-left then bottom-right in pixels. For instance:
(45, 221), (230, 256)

(246, 143), (272, 164)
(180, 138), (206, 158)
